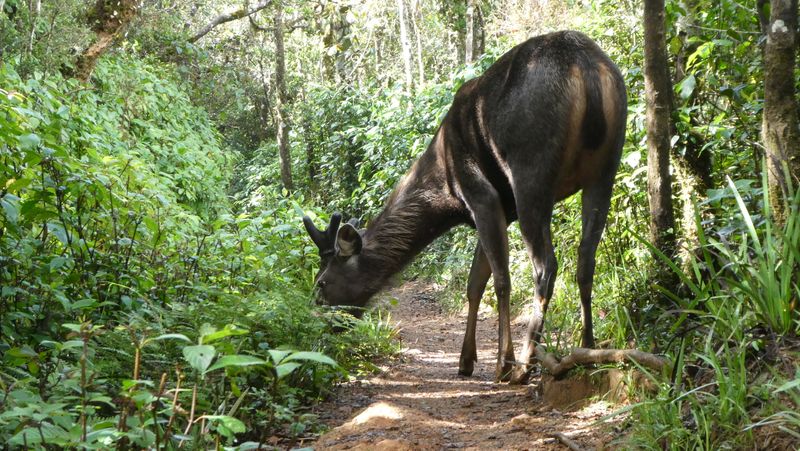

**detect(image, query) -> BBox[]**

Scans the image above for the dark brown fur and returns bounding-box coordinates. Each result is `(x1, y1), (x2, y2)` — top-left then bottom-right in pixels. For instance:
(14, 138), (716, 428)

(304, 31), (627, 383)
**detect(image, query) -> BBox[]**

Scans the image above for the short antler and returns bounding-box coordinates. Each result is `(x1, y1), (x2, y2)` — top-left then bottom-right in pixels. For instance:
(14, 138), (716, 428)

(302, 212), (342, 253)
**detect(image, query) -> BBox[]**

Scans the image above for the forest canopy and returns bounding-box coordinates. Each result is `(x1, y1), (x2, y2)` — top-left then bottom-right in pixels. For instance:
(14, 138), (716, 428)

(0, 0), (799, 448)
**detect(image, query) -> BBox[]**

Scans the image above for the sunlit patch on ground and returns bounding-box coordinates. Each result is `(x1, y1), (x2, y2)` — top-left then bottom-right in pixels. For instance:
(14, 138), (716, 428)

(350, 402), (404, 425)
(312, 282), (625, 450)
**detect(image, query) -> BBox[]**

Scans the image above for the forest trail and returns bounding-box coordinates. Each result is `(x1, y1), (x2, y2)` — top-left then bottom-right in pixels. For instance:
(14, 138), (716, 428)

(310, 282), (623, 450)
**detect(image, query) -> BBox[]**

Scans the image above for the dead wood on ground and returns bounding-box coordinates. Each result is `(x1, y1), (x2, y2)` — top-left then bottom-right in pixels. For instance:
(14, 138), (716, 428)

(535, 345), (668, 378)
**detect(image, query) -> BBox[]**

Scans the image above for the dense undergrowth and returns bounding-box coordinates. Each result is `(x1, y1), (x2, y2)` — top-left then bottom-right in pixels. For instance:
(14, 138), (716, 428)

(0, 58), (397, 448)
(1, 0), (799, 448)
(619, 180), (800, 449)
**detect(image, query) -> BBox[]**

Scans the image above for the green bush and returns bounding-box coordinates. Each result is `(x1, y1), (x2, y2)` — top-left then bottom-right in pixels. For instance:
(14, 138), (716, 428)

(0, 57), (399, 447)
(621, 175), (800, 449)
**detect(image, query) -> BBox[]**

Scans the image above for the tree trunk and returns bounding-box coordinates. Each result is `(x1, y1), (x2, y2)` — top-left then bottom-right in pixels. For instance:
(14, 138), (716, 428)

(306, 136), (317, 188)
(183, 1), (200, 31)
(322, 19), (336, 82)
(274, 1), (293, 192)
(27, 0), (41, 54)
(672, 0), (712, 263)
(335, 5), (352, 79)
(256, 56), (273, 144)
(762, 0), (800, 224)
(411, 0), (425, 87)
(465, 0), (475, 63)
(476, 4), (485, 56)
(73, 0), (138, 82)
(456, 8), (466, 65)
(397, 0), (414, 93)
(374, 30), (383, 82)
(320, 4), (350, 83)
(643, 0), (676, 257)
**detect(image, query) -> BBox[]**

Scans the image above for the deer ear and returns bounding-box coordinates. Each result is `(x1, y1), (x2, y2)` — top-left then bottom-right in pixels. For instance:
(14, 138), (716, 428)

(336, 223), (363, 257)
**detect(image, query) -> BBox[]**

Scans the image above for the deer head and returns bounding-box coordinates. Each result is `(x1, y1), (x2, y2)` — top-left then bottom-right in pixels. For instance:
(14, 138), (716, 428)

(303, 213), (373, 313)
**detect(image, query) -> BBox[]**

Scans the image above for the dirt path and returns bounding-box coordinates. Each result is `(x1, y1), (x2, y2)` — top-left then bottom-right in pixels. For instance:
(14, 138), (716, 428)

(309, 283), (623, 450)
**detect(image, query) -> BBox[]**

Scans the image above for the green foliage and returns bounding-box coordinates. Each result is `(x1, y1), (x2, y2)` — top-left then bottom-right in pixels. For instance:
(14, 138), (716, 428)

(620, 176), (800, 448)
(2, 0), (798, 447)
(274, 81), (452, 219)
(0, 56), (399, 447)
(720, 176), (800, 335)
(0, 57), (227, 344)
(0, 0), (91, 77)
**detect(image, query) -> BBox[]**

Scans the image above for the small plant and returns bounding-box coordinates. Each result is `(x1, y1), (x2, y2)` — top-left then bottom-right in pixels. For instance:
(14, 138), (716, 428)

(0, 320), (343, 448)
(620, 173), (800, 449)
(718, 175), (800, 335)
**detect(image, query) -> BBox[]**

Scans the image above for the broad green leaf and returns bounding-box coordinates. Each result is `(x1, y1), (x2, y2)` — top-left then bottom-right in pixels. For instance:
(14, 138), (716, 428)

(268, 349), (293, 364)
(200, 415), (246, 438)
(5, 178), (32, 192)
(46, 222), (69, 245)
(201, 324), (249, 344)
(18, 133), (41, 149)
(678, 74), (696, 100)
(687, 41), (715, 69)
(273, 223), (294, 233)
(198, 323), (216, 341)
(0, 194), (20, 223)
(61, 324), (82, 332)
(148, 333), (191, 344)
(49, 256), (68, 271)
(284, 351), (337, 366)
(206, 355), (267, 373)
(182, 345), (216, 373)
(275, 362), (302, 379)
(69, 299), (97, 311)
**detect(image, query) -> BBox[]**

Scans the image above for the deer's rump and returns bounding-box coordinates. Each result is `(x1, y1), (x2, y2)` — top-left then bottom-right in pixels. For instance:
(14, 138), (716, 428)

(439, 30), (627, 221)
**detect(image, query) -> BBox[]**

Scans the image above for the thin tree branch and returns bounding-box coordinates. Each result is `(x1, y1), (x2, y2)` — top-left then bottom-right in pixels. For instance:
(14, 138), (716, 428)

(189, 0), (273, 43)
(248, 13), (307, 33)
(550, 432), (585, 451)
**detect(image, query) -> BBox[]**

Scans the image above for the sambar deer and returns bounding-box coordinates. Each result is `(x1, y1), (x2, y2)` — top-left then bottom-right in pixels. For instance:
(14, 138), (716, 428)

(303, 31), (626, 383)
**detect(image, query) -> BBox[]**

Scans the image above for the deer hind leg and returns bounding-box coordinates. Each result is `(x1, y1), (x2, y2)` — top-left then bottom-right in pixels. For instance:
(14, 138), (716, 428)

(577, 177), (614, 349)
(511, 201), (557, 385)
(459, 242), (492, 377)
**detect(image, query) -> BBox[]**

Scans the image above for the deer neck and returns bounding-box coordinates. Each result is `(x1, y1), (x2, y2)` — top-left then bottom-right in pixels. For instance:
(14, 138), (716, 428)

(360, 157), (462, 282)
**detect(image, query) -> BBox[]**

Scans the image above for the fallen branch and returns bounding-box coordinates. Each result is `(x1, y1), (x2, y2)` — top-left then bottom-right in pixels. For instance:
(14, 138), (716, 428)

(535, 345), (667, 378)
(550, 432), (585, 451)
(189, 0), (273, 43)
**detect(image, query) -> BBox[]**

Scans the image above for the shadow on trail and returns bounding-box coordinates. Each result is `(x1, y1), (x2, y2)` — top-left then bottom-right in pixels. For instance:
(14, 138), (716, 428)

(310, 282), (622, 450)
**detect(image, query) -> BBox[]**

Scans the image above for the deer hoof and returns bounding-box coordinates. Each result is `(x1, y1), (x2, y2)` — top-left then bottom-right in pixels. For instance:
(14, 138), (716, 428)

(495, 362), (514, 382)
(508, 367), (531, 385)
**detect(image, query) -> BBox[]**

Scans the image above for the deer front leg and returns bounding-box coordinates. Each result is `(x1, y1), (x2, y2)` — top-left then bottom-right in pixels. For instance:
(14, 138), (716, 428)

(459, 242), (492, 377)
(468, 205), (514, 381)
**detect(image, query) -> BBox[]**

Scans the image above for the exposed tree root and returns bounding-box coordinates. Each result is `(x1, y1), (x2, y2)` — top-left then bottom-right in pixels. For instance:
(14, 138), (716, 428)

(535, 345), (668, 378)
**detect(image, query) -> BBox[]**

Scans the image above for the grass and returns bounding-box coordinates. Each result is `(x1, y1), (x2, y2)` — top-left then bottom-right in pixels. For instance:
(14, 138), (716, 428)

(620, 174), (800, 449)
